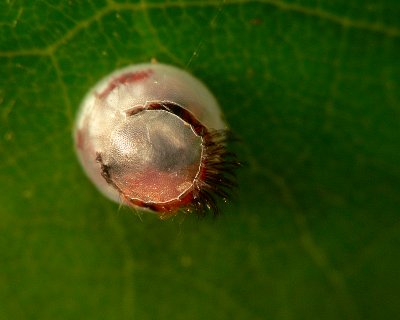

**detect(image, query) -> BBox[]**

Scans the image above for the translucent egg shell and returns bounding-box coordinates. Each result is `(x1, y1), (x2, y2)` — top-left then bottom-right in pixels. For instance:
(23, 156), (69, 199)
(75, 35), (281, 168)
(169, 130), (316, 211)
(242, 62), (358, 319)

(74, 63), (236, 215)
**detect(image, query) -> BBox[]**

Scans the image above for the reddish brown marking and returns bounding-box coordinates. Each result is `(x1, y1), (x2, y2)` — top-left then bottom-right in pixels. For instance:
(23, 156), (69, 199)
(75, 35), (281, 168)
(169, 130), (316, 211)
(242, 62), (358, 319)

(127, 191), (193, 212)
(117, 166), (198, 204)
(96, 151), (199, 214)
(98, 69), (154, 99)
(122, 188), (196, 214)
(76, 129), (84, 150)
(127, 101), (207, 137)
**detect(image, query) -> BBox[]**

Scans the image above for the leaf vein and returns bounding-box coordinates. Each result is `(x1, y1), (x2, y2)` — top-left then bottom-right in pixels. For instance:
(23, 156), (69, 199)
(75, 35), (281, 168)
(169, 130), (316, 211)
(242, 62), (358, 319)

(0, 0), (398, 58)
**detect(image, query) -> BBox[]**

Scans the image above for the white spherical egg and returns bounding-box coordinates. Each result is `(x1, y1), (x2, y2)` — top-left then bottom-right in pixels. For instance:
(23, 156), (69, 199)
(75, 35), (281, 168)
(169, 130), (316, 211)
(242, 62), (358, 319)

(74, 63), (238, 217)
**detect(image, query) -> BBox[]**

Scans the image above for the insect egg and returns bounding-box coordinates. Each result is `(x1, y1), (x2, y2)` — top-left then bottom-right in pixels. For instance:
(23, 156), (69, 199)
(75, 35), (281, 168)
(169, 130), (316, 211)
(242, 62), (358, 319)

(74, 62), (239, 217)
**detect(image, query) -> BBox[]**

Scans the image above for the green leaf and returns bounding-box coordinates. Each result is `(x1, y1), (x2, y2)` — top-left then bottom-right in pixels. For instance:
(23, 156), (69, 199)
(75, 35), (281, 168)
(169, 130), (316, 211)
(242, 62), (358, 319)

(1, 0), (399, 319)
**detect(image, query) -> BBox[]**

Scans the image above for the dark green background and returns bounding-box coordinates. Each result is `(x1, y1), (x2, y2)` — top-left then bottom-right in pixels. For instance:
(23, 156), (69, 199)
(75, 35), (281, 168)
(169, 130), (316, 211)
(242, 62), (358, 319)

(1, 0), (399, 319)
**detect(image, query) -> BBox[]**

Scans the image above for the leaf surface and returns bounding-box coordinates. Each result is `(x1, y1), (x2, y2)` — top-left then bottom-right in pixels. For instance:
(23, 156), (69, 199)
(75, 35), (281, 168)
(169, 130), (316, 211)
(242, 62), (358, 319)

(1, 0), (399, 319)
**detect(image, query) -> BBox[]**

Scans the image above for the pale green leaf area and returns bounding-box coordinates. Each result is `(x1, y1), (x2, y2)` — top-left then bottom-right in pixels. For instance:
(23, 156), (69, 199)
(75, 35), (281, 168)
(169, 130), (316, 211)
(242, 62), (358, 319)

(0, 0), (399, 319)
